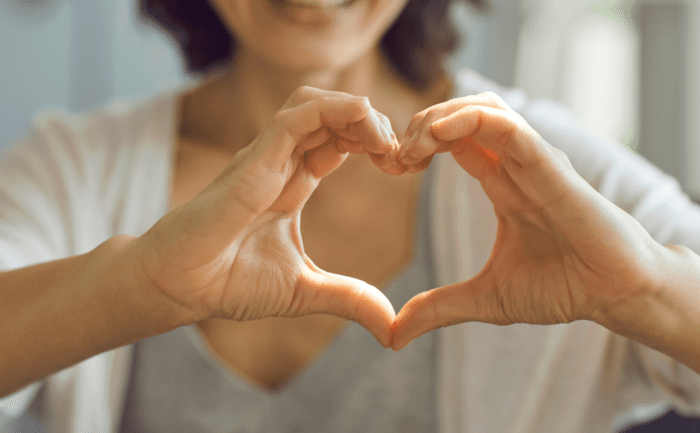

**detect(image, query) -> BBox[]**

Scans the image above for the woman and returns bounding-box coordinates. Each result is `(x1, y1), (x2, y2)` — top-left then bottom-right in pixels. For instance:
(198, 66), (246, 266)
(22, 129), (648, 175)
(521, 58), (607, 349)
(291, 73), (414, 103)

(1, 0), (699, 431)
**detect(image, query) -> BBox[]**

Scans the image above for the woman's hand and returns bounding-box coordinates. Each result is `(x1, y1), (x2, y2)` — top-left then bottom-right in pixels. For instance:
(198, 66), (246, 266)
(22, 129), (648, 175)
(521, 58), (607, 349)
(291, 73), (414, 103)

(133, 87), (399, 347)
(391, 92), (666, 350)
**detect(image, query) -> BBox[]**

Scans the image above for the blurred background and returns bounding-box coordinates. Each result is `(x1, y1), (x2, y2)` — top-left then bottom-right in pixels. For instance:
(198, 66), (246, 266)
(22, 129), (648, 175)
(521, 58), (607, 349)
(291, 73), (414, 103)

(3, 0), (700, 202)
(1, 0), (699, 430)
(2, 0), (700, 199)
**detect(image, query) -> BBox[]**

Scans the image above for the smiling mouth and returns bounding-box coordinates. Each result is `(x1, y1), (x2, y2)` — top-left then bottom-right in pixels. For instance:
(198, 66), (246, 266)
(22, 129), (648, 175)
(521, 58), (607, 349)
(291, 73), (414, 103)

(273, 0), (355, 9)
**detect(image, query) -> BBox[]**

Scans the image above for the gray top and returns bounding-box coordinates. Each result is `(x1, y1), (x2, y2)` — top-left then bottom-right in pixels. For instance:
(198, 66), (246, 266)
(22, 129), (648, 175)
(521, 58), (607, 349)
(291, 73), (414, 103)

(119, 166), (438, 433)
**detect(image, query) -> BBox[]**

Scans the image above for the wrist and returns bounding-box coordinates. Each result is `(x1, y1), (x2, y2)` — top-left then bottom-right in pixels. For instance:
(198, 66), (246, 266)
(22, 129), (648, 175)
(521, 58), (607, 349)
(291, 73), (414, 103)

(101, 235), (204, 328)
(592, 244), (700, 372)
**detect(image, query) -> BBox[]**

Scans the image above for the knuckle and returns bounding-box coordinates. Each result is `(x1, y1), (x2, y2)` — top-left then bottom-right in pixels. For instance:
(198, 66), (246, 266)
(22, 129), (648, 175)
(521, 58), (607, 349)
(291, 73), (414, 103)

(405, 111), (430, 137)
(424, 291), (443, 326)
(425, 109), (447, 126)
(554, 147), (573, 166)
(229, 172), (268, 216)
(495, 122), (517, 147)
(406, 147), (422, 160)
(411, 109), (429, 124)
(348, 98), (369, 118)
(481, 91), (506, 108)
(270, 110), (290, 129)
(350, 283), (368, 323)
(377, 110), (391, 125)
(287, 86), (315, 106)
(295, 85), (314, 98)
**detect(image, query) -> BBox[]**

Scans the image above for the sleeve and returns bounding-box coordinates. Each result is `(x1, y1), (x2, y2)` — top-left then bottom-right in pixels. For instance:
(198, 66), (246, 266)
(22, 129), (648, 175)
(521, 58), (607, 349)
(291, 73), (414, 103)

(0, 111), (87, 429)
(520, 97), (700, 415)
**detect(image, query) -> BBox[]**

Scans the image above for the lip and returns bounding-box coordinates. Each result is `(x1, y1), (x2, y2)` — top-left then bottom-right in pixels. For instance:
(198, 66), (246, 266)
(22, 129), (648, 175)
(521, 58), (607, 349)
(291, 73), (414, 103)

(267, 0), (358, 24)
(281, 0), (353, 7)
(271, 0), (355, 8)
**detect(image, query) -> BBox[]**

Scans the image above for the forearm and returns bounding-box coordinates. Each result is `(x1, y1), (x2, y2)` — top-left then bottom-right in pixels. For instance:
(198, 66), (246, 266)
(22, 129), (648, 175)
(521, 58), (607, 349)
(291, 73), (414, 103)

(0, 235), (197, 398)
(594, 244), (700, 375)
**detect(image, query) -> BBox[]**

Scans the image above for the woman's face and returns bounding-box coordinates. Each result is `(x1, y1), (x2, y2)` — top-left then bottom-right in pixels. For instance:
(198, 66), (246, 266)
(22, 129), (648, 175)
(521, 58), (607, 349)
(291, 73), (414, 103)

(208, 0), (410, 72)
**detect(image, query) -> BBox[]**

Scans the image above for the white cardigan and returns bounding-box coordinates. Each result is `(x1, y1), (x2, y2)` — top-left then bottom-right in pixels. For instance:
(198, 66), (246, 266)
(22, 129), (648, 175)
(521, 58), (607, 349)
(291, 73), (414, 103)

(1, 69), (700, 433)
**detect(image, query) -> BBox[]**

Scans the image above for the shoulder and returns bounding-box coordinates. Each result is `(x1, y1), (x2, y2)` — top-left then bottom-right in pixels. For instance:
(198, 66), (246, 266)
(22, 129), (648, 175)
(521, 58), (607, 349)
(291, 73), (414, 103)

(0, 87), (185, 259)
(0, 88), (181, 203)
(5, 89), (177, 166)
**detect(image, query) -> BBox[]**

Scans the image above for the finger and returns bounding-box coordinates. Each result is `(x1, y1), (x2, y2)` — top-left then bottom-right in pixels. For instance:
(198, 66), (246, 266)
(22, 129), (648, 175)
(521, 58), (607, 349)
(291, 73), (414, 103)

(338, 139), (367, 155)
(400, 120), (452, 167)
(343, 107), (402, 174)
(401, 92), (511, 144)
(399, 94), (509, 166)
(346, 107), (399, 156)
(404, 155), (433, 174)
(294, 127), (333, 155)
(431, 105), (539, 167)
(294, 269), (397, 348)
(391, 276), (499, 351)
(272, 128), (362, 213)
(302, 129), (364, 155)
(333, 128), (360, 142)
(434, 105), (586, 212)
(400, 110), (429, 155)
(282, 87), (399, 161)
(450, 91), (516, 113)
(450, 138), (499, 181)
(400, 108), (456, 169)
(367, 152), (406, 175)
(304, 137), (348, 179)
(252, 96), (371, 170)
(281, 86), (357, 110)
(269, 138), (349, 213)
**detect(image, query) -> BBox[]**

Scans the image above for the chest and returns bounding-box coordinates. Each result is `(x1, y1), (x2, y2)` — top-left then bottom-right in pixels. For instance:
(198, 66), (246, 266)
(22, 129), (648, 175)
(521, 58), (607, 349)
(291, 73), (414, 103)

(171, 142), (424, 390)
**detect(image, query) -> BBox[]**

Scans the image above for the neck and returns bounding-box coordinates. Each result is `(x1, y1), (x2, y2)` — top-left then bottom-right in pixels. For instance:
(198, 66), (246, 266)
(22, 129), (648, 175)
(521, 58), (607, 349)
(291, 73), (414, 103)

(233, 44), (383, 113)
(179, 45), (429, 152)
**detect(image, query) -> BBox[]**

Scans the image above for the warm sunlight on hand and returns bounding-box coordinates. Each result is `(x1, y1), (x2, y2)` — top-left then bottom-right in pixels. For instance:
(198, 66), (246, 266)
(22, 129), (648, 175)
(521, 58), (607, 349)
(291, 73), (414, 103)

(136, 87), (398, 348)
(391, 92), (665, 351)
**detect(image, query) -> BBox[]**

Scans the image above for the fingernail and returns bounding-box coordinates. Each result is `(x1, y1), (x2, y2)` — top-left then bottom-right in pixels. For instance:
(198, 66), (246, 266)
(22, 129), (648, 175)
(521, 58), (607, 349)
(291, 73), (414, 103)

(389, 147), (400, 166)
(398, 132), (415, 160)
(356, 96), (371, 110)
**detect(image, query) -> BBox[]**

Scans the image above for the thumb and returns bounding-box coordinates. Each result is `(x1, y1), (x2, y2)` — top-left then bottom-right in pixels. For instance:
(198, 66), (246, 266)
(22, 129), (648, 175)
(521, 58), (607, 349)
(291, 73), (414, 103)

(391, 275), (498, 351)
(294, 268), (396, 348)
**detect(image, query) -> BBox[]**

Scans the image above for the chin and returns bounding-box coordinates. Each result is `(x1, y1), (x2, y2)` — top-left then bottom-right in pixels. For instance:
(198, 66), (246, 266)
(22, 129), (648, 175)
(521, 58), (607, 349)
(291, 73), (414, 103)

(218, 0), (405, 74)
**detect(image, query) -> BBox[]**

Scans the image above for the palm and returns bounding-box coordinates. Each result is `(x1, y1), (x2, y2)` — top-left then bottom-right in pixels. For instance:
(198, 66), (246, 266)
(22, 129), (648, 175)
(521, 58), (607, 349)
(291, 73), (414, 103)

(137, 88), (399, 347)
(480, 153), (656, 326)
(392, 93), (661, 350)
(221, 150), (335, 323)
(478, 204), (595, 326)
(221, 213), (305, 320)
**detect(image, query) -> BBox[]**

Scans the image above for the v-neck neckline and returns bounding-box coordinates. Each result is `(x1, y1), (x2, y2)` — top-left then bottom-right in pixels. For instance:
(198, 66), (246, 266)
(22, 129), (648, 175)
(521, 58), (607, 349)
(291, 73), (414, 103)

(180, 213), (430, 401)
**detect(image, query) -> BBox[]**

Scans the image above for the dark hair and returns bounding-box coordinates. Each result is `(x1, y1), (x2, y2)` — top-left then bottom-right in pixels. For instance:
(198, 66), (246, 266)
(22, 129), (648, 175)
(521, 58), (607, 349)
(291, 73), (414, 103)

(139, 0), (488, 90)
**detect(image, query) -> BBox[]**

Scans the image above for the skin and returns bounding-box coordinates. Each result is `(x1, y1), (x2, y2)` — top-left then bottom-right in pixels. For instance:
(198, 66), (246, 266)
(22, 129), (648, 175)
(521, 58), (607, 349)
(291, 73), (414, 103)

(154, 0), (700, 385)
(165, 0), (441, 390)
(388, 93), (700, 375)
(3, 0), (699, 400)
